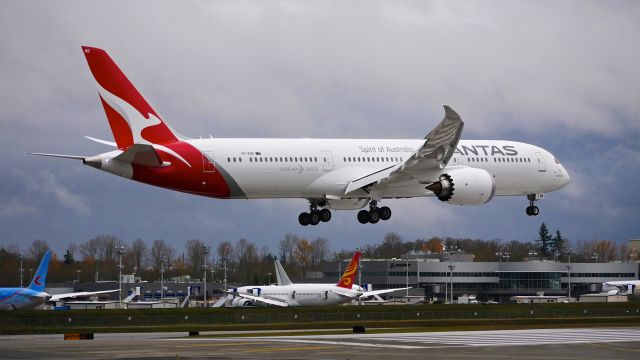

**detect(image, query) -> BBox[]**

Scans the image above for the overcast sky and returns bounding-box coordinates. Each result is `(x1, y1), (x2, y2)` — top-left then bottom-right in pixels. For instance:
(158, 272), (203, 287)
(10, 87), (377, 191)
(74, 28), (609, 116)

(1, 1), (638, 256)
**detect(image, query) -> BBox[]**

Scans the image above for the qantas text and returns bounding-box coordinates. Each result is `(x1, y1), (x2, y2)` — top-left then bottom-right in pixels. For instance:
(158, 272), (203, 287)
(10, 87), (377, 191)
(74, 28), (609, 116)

(454, 145), (518, 156)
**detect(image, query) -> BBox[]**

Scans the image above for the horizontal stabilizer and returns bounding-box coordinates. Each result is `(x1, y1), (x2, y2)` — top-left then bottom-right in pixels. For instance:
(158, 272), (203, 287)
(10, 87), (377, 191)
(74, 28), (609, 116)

(114, 144), (164, 167)
(361, 287), (411, 299)
(85, 136), (117, 147)
(27, 153), (86, 160)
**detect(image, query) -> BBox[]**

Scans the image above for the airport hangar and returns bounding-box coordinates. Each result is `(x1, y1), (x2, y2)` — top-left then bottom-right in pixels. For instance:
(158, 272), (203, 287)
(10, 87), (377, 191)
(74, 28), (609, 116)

(311, 253), (639, 303)
(57, 252), (639, 305)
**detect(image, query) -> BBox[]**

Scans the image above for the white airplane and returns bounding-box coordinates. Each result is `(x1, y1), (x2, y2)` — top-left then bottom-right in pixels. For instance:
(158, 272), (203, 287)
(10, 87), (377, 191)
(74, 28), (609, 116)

(602, 280), (640, 295)
(214, 251), (409, 307)
(0, 251), (118, 310)
(30, 46), (570, 225)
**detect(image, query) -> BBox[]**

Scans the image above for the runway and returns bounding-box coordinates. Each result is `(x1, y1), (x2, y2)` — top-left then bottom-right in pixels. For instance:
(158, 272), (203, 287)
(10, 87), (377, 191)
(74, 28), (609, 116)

(2, 327), (640, 359)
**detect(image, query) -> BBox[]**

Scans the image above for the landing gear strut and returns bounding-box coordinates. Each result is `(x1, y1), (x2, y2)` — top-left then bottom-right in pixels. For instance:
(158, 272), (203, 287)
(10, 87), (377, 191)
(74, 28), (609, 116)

(299, 201), (332, 226)
(526, 194), (541, 216)
(357, 200), (392, 224)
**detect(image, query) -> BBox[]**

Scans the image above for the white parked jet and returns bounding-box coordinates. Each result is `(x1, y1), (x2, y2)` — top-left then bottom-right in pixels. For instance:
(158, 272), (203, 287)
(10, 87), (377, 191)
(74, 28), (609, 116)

(30, 46), (570, 225)
(214, 251), (409, 307)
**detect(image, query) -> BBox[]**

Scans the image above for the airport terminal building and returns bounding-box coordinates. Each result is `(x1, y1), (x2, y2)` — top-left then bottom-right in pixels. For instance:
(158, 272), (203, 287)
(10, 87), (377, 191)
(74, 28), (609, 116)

(316, 255), (638, 302)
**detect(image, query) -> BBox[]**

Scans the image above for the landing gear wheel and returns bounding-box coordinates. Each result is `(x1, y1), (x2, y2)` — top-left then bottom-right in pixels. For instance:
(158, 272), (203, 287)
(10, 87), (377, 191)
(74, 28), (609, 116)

(525, 205), (540, 216)
(357, 210), (370, 224)
(379, 206), (392, 221)
(319, 208), (332, 222)
(309, 211), (320, 225)
(298, 212), (310, 226)
(369, 209), (380, 224)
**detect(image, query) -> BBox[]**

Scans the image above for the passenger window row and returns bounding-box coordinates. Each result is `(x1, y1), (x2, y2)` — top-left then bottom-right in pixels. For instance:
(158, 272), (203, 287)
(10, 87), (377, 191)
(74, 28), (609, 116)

(226, 156), (318, 163)
(343, 156), (401, 163)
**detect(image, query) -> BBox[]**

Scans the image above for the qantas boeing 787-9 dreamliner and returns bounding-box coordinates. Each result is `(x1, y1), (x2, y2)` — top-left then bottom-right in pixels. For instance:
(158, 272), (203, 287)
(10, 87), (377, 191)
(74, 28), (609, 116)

(30, 47), (570, 225)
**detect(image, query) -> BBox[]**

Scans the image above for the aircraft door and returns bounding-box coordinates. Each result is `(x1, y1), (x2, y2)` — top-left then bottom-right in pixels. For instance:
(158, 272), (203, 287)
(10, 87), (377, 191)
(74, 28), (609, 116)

(203, 151), (215, 173)
(535, 152), (546, 172)
(321, 151), (334, 171)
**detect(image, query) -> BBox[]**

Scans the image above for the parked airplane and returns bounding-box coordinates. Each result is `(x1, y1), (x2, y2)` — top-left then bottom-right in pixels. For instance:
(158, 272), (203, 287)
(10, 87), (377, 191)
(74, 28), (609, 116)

(0, 251), (118, 310)
(30, 46), (570, 225)
(214, 251), (409, 307)
(602, 280), (640, 295)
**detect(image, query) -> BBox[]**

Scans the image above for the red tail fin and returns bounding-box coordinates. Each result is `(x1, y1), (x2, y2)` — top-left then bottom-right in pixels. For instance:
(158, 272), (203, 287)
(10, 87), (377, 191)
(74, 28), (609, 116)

(337, 251), (361, 289)
(81, 46), (179, 149)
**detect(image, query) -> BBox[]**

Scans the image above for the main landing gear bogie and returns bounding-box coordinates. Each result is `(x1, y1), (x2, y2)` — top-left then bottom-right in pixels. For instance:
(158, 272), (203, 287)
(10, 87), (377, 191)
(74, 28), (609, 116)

(299, 207), (331, 226)
(358, 201), (392, 224)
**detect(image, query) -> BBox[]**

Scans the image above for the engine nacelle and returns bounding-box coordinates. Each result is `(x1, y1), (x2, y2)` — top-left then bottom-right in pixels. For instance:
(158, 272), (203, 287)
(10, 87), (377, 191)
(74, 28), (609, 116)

(231, 297), (254, 307)
(426, 167), (496, 205)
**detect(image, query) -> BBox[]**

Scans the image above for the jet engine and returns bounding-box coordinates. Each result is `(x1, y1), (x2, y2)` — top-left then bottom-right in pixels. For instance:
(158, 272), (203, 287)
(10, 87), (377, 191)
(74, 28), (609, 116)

(230, 297), (254, 307)
(425, 167), (496, 205)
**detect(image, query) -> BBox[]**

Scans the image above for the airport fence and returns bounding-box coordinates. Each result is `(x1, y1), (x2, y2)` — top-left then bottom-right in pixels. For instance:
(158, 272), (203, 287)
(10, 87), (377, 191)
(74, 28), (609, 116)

(2, 305), (640, 332)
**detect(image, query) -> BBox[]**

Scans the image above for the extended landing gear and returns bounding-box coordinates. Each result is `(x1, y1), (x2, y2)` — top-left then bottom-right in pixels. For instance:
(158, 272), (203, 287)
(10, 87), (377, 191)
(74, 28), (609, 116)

(299, 203), (331, 226)
(526, 194), (542, 216)
(357, 201), (392, 224)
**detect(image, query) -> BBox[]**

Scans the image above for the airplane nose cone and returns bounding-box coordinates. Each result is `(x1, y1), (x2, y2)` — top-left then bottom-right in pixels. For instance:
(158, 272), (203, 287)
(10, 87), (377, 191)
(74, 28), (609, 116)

(555, 164), (570, 189)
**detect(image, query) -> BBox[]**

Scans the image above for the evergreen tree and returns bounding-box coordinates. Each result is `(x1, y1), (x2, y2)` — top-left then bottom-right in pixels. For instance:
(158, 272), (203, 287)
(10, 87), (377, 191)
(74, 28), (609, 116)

(63, 249), (74, 265)
(551, 230), (565, 254)
(536, 223), (552, 256)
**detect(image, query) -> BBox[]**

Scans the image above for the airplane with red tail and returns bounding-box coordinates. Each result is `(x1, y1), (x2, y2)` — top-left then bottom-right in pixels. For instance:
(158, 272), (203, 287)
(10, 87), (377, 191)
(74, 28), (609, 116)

(30, 47), (570, 225)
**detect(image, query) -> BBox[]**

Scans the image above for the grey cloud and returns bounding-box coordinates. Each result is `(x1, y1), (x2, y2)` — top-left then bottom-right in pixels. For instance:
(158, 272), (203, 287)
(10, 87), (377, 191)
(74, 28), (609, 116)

(0, 1), (638, 252)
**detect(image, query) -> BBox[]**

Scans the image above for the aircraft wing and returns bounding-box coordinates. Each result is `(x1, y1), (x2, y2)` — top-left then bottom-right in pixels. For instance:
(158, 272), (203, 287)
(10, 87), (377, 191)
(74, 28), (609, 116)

(344, 105), (464, 194)
(360, 287), (411, 299)
(228, 292), (289, 307)
(330, 289), (358, 299)
(49, 289), (119, 302)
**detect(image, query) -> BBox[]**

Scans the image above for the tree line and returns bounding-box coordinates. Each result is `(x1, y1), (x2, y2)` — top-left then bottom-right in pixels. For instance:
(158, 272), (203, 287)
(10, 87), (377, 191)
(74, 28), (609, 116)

(0, 225), (635, 286)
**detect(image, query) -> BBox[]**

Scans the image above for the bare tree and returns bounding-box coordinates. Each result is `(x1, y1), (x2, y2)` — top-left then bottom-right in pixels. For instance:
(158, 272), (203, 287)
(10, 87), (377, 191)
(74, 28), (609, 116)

(293, 238), (312, 272)
(376, 232), (406, 258)
(151, 239), (175, 273)
(278, 233), (299, 264)
(29, 239), (50, 261)
(130, 238), (148, 275)
(185, 239), (206, 277)
(310, 237), (330, 267)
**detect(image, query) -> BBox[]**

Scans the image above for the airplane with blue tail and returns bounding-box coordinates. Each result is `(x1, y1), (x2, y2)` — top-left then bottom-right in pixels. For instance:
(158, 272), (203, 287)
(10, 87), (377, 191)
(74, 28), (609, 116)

(0, 251), (117, 310)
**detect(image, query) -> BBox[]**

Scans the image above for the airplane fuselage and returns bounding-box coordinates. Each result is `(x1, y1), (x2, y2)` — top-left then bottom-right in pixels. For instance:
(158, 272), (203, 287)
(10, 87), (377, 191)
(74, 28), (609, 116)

(231, 283), (359, 307)
(92, 139), (569, 207)
(0, 288), (47, 310)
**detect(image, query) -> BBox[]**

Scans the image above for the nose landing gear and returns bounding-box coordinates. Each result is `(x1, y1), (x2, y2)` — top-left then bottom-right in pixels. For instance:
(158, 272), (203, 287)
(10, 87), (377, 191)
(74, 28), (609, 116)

(526, 194), (542, 216)
(357, 200), (392, 224)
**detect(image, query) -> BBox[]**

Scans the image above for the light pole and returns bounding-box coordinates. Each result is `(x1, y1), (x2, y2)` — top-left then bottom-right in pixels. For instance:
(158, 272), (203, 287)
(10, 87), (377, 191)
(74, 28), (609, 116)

(18, 253), (24, 288)
(115, 246), (125, 308)
(202, 245), (209, 308)
(405, 257), (409, 299)
(358, 254), (363, 305)
(443, 245), (460, 303)
(267, 272), (272, 285)
(591, 252), (599, 263)
(76, 270), (81, 283)
(160, 257), (165, 300)
(566, 249), (573, 300)
(448, 263), (455, 303)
